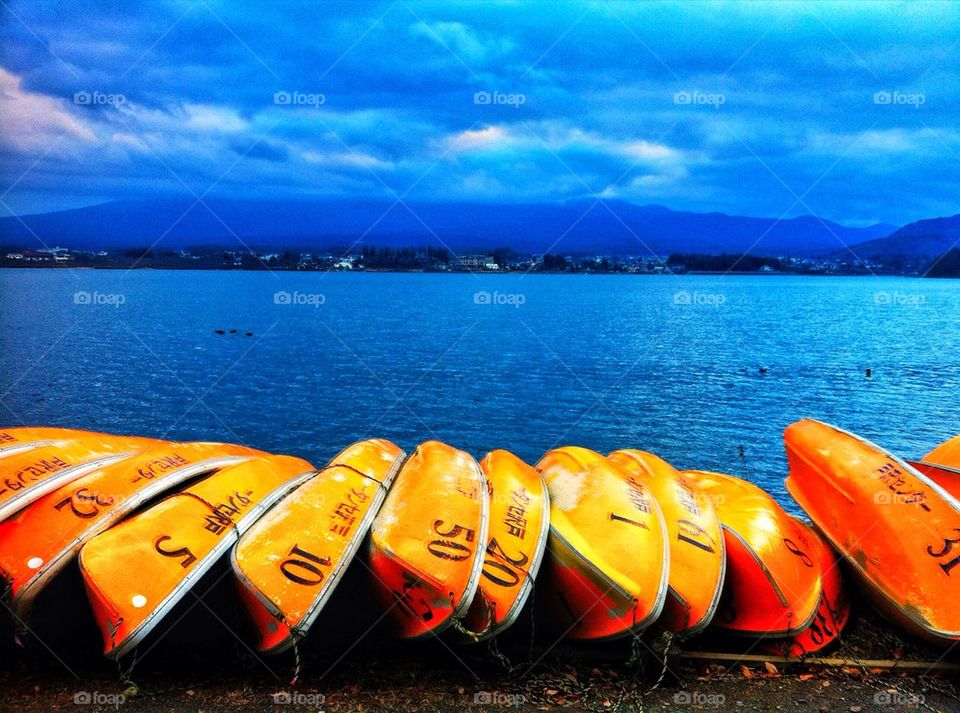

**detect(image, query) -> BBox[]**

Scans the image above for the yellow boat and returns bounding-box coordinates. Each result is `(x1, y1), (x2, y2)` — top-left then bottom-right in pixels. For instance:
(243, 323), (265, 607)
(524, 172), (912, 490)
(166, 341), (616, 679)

(607, 449), (725, 635)
(683, 470), (822, 638)
(0, 435), (159, 522)
(0, 441), (260, 618)
(232, 439), (405, 654)
(784, 419), (960, 645)
(537, 447), (668, 641)
(367, 441), (488, 639)
(461, 449), (550, 640)
(78, 454), (315, 658)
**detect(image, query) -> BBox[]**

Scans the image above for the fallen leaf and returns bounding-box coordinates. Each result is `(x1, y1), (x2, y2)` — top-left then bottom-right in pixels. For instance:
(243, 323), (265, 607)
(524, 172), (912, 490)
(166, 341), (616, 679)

(764, 662), (779, 675)
(741, 666), (753, 678)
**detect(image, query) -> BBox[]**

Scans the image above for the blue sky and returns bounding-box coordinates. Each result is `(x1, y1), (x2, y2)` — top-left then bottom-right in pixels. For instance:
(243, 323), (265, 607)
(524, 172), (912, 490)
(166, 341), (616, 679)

(0, 0), (957, 226)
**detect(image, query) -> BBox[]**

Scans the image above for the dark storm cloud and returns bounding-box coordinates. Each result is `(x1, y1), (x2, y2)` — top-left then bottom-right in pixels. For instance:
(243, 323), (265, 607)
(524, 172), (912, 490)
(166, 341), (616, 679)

(1, 0), (958, 225)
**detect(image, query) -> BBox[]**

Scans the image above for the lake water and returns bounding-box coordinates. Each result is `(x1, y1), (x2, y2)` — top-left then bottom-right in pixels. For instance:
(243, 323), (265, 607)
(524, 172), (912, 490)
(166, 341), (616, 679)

(2, 268), (959, 510)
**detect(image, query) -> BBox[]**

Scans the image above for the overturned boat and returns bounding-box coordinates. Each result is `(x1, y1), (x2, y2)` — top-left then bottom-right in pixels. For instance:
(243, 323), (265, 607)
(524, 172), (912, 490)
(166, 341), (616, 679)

(232, 439), (405, 653)
(758, 520), (849, 656)
(537, 447), (668, 641)
(0, 435), (159, 523)
(784, 419), (960, 645)
(461, 449), (550, 641)
(78, 454), (315, 658)
(607, 449), (725, 636)
(0, 427), (127, 459)
(683, 470), (821, 638)
(0, 441), (260, 618)
(910, 434), (960, 502)
(367, 441), (488, 639)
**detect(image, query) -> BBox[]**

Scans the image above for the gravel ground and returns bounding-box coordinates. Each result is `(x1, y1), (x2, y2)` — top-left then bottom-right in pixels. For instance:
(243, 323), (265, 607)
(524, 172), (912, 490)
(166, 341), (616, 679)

(1, 564), (957, 712)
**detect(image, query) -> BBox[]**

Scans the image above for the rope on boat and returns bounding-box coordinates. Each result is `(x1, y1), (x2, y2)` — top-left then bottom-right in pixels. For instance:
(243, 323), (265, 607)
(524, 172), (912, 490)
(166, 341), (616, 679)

(648, 631), (675, 692)
(290, 639), (301, 686)
(487, 633), (514, 672)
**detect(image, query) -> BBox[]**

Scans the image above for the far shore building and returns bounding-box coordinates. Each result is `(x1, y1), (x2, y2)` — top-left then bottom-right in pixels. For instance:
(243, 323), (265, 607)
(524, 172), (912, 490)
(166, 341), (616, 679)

(454, 254), (496, 271)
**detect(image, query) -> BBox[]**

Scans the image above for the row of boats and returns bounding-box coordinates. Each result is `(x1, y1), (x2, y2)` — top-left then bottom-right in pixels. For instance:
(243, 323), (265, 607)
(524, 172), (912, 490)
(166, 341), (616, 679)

(0, 420), (958, 662)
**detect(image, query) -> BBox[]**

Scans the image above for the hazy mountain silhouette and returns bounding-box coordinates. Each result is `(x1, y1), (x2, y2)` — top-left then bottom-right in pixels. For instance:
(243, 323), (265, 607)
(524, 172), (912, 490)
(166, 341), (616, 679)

(0, 198), (897, 257)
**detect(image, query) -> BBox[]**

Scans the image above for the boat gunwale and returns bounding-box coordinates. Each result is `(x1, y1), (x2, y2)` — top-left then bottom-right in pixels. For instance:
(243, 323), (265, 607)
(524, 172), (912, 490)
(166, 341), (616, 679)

(785, 472), (960, 641)
(712, 523), (820, 639)
(612, 455), (727, 637)
(231, 446), (407, 654)
(467, 457), (552, 642)
(0, 451), (138, 523)
(10, 454), (254, 618)
(81, 464), (317, 659)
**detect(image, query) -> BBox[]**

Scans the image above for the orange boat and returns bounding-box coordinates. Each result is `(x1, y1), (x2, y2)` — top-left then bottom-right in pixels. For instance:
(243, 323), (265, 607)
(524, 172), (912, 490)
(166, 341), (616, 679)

(367, 441), (488, 639)
(0, 427), (109, 458)
(784, 419), (960, 645)
(910, 434), (960, 502)
(607, 449), (725, 635)
(683, 470), (821, 638)
(758, 517), (849, 656)
(461, 450), (550, 640)
(537, 447), (668, 641)
(0, 441), (260, 618)
(78, 454), (315, 658)
(232, 439), (405, 654)
(0, 435), (159, 522)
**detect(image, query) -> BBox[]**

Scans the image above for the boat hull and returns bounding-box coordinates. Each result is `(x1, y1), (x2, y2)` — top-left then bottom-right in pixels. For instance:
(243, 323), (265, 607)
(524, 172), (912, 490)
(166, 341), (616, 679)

(232, 439), (405, 654)
(537, 447), (668, 641)
(462, 450), (550, 641)
(683, 470), (821, 638)
(784, 419), (960, 645)
(0, 436), (160, 522)
(758, 519), (849, 656)
(0, 441), (259, 618)
(367, 441), (489, 639)
(608, 450), (726, 636)
(78, 454), (315, 658)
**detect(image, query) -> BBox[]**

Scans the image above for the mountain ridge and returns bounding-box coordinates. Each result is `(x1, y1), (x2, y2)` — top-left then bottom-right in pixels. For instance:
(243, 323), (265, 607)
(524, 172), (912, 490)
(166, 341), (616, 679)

(0, 198), (898, 258)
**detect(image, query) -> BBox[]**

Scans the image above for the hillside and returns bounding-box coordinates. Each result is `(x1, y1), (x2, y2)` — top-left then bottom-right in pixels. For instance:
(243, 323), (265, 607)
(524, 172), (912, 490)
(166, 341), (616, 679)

(843, 214), (960, 270)
(0, 199), (896, 258)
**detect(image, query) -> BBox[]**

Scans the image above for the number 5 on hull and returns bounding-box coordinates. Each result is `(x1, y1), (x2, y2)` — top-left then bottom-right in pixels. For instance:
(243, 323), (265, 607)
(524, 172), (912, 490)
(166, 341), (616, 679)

(78, 455), (316, 658)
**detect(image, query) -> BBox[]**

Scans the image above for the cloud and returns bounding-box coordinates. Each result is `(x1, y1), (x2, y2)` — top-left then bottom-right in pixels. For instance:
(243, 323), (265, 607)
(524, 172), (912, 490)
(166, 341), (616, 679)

(0, 67), (95, 152)
(1, 0), (959, 223)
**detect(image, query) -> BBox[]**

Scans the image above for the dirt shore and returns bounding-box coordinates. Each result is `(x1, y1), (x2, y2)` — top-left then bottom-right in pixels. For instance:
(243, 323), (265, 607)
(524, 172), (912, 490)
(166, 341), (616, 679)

(2, 585), (957, 713)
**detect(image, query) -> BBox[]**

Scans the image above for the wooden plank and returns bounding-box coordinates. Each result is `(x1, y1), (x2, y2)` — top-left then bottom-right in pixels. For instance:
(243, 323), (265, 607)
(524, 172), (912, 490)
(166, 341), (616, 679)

(678, 651), (960, 671)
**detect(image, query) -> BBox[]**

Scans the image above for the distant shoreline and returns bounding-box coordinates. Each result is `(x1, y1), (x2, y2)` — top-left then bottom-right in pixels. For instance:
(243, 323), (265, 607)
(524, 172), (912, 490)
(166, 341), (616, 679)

(0, 265), (929, 277)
